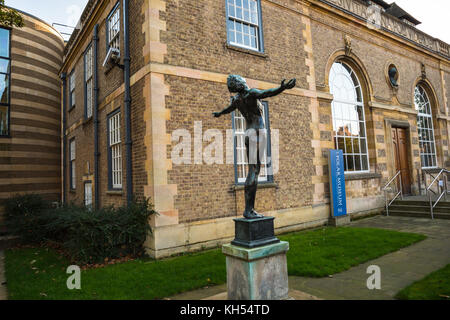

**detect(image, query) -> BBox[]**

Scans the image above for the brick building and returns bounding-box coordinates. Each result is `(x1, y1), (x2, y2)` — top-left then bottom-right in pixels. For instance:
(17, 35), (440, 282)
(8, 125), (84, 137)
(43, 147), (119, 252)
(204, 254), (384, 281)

(0, 10), (64, 225)
(59, 0), (450, 258)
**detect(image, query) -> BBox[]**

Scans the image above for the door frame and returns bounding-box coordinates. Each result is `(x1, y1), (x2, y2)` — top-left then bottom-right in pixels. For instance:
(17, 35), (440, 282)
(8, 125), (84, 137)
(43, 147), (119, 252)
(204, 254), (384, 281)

(384, 119), (415, 195)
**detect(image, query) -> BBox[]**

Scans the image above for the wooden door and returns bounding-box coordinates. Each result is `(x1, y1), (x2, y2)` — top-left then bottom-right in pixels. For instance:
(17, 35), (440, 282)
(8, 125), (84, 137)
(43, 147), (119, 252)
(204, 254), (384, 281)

(392, 127), (411, 194)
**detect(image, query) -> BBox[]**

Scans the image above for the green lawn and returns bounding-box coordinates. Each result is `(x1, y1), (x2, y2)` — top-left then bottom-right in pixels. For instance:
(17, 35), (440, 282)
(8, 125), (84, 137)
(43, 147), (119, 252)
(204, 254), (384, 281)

(279, 227), (426, 277)
(4, 226), (426, 300)
(395, 264), (450, 300)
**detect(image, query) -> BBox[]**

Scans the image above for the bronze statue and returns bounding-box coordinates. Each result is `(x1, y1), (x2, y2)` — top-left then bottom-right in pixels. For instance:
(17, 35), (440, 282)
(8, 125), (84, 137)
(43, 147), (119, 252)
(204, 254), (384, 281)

(213, 75), (296, 219)
(388, 65), (399, 88)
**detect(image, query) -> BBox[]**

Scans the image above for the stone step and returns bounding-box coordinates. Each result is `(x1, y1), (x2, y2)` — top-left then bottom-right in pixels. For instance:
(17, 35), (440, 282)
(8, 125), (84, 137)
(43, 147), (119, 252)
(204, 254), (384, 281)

(392, 200), (450, 208)
(384, 210), (450, 220)
(389, 205), (450, 213)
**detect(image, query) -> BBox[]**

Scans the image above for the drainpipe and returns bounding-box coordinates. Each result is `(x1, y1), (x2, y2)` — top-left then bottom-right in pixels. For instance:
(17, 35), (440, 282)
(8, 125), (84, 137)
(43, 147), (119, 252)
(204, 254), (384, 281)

(93, 24), (100, 209)
(123, 0), (133, 205)
(60, 72), (67, 204)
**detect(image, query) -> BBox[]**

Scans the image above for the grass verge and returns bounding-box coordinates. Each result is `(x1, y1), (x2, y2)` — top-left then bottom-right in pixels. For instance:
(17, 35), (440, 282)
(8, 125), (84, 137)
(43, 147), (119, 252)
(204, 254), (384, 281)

(395, 264), (450, 300)
(4, 226), (425, 299)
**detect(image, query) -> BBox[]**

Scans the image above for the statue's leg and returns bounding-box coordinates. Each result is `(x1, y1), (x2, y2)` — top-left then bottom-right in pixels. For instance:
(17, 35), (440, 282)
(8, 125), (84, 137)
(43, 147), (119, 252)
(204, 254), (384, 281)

(249, 129), (265, 215)
(243, 131), (263, 219)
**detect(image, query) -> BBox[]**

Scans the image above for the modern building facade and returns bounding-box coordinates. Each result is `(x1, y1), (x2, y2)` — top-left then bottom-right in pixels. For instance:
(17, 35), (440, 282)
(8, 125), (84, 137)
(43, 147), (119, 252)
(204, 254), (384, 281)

(59, 0), (450, 258)
(0, 10), (64, 224)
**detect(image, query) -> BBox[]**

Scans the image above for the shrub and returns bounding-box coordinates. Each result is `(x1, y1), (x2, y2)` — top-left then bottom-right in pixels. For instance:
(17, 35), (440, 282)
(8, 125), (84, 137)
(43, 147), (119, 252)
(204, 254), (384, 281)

(50, 198), (156, 264)
(4, 194), (52, 242)
(5, 195), (157, 265)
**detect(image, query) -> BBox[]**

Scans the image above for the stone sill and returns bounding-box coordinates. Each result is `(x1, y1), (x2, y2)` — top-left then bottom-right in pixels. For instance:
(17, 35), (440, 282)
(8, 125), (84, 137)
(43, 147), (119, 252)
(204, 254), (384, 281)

(345, 172), (382, 181)
(225, 43), (267, 59)
(106, 190), (123, 196)
(231, 182), (278, 192)
(83, 116), (93, 126)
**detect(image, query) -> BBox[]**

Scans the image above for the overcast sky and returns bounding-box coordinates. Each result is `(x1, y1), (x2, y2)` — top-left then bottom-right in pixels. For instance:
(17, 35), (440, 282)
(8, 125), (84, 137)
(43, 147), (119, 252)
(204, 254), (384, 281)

(5, 0), (450, 43)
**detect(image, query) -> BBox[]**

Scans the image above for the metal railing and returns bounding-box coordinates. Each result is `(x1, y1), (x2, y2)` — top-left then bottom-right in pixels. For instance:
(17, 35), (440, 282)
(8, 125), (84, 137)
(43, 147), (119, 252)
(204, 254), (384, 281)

(426, 169), (450, 219)
(383, 171), (403, 216)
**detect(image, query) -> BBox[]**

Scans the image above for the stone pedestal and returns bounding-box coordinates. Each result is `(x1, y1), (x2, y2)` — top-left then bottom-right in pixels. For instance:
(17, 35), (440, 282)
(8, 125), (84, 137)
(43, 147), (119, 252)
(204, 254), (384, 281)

(222, 241), (289, 300)
(231, 216), (279, 248)
(329, 214), (351, 227)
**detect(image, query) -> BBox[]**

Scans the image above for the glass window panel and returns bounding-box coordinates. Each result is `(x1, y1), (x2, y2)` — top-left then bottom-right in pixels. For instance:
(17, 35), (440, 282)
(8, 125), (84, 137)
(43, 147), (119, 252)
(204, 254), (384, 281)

(0, 105), (8, 136)
(361, 155), (368, 170)
(229, 3), (235, 17)
(352, 138), (360, 154)
(346, 155), (354, 171)
(345, 137), (353, 154)
(228, 29), (235, 43)
(0, 73), (9, 104)
(337, 137), (345, 151)
(354, 155), (361, 171)
(330, 61), (369, 172)
(250, 35), (256, 48)
(356, 105), (364, 121)
(360, 138), (367, 153)
(236, 30), (243, 44)
(244, 8), (250, 21)
(0, 58), (9, 73)
(0, 28), (9, 58)
(243, 34), (250, 46)
(236, 6), (242, 19)
(359, 121), (366, 137)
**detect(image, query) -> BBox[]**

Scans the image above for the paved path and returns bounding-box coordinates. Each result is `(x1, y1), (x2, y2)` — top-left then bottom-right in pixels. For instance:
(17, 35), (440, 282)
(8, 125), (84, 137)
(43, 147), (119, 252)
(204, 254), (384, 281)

(169, 215), (450, 300)
(0, 251), (7, 300)
(289, 216), (450, 300)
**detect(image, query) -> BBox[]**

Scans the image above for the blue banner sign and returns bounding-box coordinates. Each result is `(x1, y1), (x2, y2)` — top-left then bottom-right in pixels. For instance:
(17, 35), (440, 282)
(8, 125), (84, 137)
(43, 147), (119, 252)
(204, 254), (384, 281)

(328, 149), (347, 217)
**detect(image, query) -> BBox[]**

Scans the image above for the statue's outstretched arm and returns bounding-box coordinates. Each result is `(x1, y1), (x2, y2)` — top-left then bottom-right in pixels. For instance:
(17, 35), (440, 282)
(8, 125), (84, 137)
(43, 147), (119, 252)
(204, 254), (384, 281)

(249, 78), (296, 99)
(213, 99), (237, 118)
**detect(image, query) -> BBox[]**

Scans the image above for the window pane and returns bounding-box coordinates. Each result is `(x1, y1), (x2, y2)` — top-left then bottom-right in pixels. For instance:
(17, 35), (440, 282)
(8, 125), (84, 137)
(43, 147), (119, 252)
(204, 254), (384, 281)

(361, 155), (369, 170)
(0, 105), (8, 136)
(0, 58), (9, 73)
(346, 155), (354, 171)
(0, 29), (9, 58)
(227, 0), (260, 51)
(415, 85), (437, 168)
(0, 73), (9, 104)
(330, 61), (369, 172)
(354, 155), (361, 171)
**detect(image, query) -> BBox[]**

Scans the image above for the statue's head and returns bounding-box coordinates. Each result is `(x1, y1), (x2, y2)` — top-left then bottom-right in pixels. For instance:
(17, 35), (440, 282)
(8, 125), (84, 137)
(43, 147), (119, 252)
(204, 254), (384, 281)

(227, 74), (248, 93)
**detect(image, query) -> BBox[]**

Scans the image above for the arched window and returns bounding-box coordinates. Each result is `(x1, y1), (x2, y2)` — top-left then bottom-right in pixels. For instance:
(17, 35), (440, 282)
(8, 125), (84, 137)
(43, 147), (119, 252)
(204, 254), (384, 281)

(415, 85), (437, 168)
(330, 61), (369, 173)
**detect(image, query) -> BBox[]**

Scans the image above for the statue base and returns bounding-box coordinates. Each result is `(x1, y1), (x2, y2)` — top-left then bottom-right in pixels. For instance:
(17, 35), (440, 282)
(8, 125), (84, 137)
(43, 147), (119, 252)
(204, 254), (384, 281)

(222, 241), (289, 300)
(231, 216), (280, 248)
(328, 215), (351, 227)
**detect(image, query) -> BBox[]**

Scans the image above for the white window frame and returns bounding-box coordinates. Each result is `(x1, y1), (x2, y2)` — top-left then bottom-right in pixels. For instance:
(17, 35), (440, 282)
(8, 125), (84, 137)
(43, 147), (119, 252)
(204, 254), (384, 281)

(415, 85), (438, 169)
(107, 3), (120, 52)
(226, 0), (262, 52)
(233, 102), (270, 184)
(84, 181), (93, 209)
(84, 45), (93, 119)
(70, 139), (76, 190)
(108, 111), (122, 189)
(330, 61), (370, 173)
(69, 70), (75, 109)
